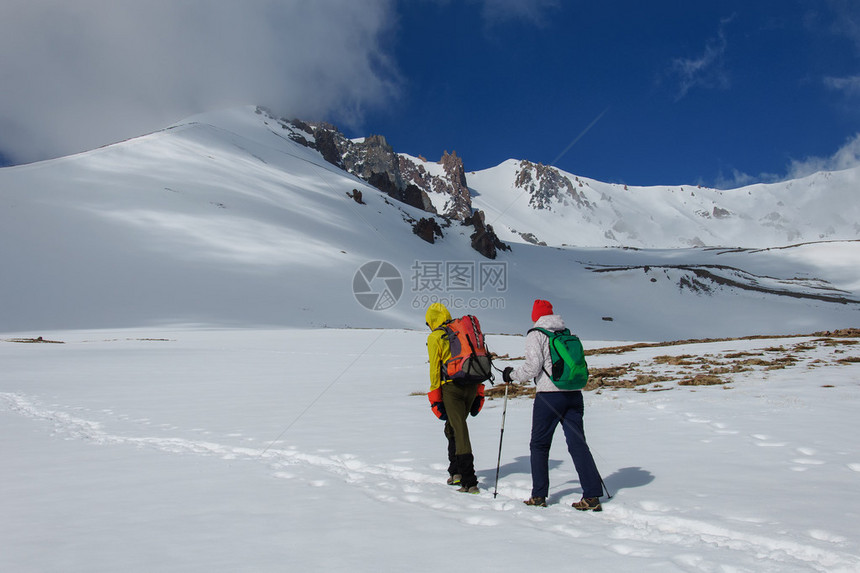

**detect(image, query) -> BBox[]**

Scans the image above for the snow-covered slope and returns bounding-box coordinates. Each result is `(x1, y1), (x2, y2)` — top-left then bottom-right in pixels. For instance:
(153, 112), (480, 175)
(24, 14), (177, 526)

(0, 106), (857, 339)
(1, 107), (859, 570)
(469, 159), (860, 249)
(2, 328), (859, 572)
(0, 107), (443, 331)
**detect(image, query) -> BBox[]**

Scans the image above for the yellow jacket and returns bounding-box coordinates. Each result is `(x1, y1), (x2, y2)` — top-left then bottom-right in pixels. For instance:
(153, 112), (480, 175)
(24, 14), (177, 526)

(425, 302), (452, 391)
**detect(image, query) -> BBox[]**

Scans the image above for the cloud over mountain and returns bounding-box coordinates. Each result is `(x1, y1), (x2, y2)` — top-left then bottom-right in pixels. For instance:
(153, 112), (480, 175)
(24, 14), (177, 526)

(0, 0), (398, 164)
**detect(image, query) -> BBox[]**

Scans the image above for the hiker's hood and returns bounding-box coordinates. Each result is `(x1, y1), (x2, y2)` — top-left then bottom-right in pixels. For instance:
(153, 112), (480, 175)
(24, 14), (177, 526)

(425, 302), (452, 330)
(534, 314), (565, 331)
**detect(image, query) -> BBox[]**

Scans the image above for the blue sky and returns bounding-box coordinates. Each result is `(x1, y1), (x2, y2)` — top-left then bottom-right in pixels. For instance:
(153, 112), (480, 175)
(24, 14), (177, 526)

(1, 1), (858, 188)
(356, 0), (860, 187)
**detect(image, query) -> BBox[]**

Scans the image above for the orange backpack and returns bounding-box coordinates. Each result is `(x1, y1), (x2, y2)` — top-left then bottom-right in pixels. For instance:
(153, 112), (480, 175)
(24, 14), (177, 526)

(436, 315), (494, 384)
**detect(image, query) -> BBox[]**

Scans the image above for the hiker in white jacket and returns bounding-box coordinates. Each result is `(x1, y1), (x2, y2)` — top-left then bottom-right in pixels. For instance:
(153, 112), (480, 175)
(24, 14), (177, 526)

(510, 311), (568, 393)
(502, 299), (604, 511)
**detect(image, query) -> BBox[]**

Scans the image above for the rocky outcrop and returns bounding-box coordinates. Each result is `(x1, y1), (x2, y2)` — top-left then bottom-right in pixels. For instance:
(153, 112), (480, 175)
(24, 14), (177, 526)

(397, 154), (470, 218)
(262, 109), (474, 218)
(272, 113), (476, 221)
(257, 109), (506, 257)
(412, 217), (444, 243)
(298, 122), (442, 215)
(514, 160), (592, 210)
(402, 183), (436, 212)
(342, 134), (404, 190)
(464, 210), (511, 259)
(313, 126), (345, 168)
(438, 151), (472, 220)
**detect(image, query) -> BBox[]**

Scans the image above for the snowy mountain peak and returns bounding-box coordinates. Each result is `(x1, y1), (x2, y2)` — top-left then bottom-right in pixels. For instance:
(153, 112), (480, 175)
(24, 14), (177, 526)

(470, 158), (860, 250)
(1, 105), (858, 337)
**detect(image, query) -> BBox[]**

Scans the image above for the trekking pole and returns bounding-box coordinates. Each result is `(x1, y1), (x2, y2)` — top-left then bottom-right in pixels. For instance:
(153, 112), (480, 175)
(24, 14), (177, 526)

(493, 382), (509, 499)
(600, 474), (613, 499)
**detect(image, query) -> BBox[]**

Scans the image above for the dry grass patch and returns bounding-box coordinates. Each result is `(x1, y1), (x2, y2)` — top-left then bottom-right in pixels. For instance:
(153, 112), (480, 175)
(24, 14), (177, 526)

(709, 364), (751, 374)
(485, 383), (534, 400)
(765, 355), (799, 369)
(739, 357), (771, 366)
(814, 338), (841, 346)
(474, 328), (860, 399)
(679, 374), (725, 386)
(723, 351), (757, 359)
(653, 354), (696, 365)
(584, 366), (673, 392)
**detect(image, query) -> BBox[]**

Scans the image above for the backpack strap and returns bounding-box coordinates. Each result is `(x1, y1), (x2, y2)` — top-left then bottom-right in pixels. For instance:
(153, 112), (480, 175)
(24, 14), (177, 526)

(436, 320), (452, 382)
(526, 327), (554, 381)
(527, 327), (553, 337)
(433, 319), (452, 336)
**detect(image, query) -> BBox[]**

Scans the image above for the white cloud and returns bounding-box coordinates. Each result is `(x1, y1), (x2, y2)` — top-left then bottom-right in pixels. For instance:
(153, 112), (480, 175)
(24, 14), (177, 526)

(713, 168), (779, 190)
(824, 75), (860, 96)
(0, 0), (398, 164)
(787, 133), (860, 179)
(668, 15), (735, 100)
(713, 134), (860, 188)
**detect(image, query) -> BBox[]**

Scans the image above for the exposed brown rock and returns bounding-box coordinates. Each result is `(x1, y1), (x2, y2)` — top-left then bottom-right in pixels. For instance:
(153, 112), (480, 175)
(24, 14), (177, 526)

(464, 210), (511, 259)
(413, 217), (444, 243)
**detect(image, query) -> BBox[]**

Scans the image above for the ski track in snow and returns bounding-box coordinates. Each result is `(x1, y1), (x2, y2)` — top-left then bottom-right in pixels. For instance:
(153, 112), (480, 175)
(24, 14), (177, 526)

(3, 391), (859, 572)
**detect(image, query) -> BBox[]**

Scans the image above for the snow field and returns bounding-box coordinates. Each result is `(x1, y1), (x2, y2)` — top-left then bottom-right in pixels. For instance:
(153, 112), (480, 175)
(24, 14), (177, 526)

(2, 327), (859, 572)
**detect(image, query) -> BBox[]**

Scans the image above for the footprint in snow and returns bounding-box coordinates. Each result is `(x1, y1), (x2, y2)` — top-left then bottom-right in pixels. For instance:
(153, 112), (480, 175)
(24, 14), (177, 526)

(639, 500), (672, 513)
(608, 543), (652, 558)
(790, 458), (825, 465)
(808, 529), (847, 544)
(790, 456), (825, 471)
(549, 524), (587, 538)
(751, 434), (787, 447)
(462, 515), (499, 527)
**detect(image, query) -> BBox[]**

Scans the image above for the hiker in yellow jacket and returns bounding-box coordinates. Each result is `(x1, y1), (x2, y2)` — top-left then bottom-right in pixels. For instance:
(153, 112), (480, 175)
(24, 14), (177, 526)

(426, 302), (480, 493)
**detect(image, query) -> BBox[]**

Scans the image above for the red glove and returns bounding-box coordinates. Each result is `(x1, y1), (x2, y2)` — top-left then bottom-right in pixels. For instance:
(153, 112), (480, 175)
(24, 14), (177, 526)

(428, 387), (447, 420)
(470, 384), (485, 416)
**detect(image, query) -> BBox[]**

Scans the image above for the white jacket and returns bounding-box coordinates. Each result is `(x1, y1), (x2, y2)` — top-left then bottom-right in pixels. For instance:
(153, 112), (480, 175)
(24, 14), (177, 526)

(511, 314), (569, 393)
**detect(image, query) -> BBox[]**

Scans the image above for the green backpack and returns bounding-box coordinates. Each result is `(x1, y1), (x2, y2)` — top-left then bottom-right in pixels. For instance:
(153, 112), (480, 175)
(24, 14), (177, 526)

(528, 327), (589, 390)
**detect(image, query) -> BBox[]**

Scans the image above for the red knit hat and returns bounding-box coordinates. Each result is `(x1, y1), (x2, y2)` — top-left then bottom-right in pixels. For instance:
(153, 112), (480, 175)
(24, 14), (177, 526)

(531, 299), (554, 322)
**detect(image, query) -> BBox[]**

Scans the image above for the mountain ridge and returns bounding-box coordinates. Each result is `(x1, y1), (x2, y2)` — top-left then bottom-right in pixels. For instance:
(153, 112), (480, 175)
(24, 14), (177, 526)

(0, 105), (857, 338)
(248, 107), (859, 251)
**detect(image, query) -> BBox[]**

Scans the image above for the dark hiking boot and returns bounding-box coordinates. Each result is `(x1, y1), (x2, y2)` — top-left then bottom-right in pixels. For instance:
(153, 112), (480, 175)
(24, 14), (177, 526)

(446, 474), (462, 486)
(523, 497), (547, 507)
(458, 485), (480, 494)
(572, 497), (602, 512)
(455, 453), (477, 491)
